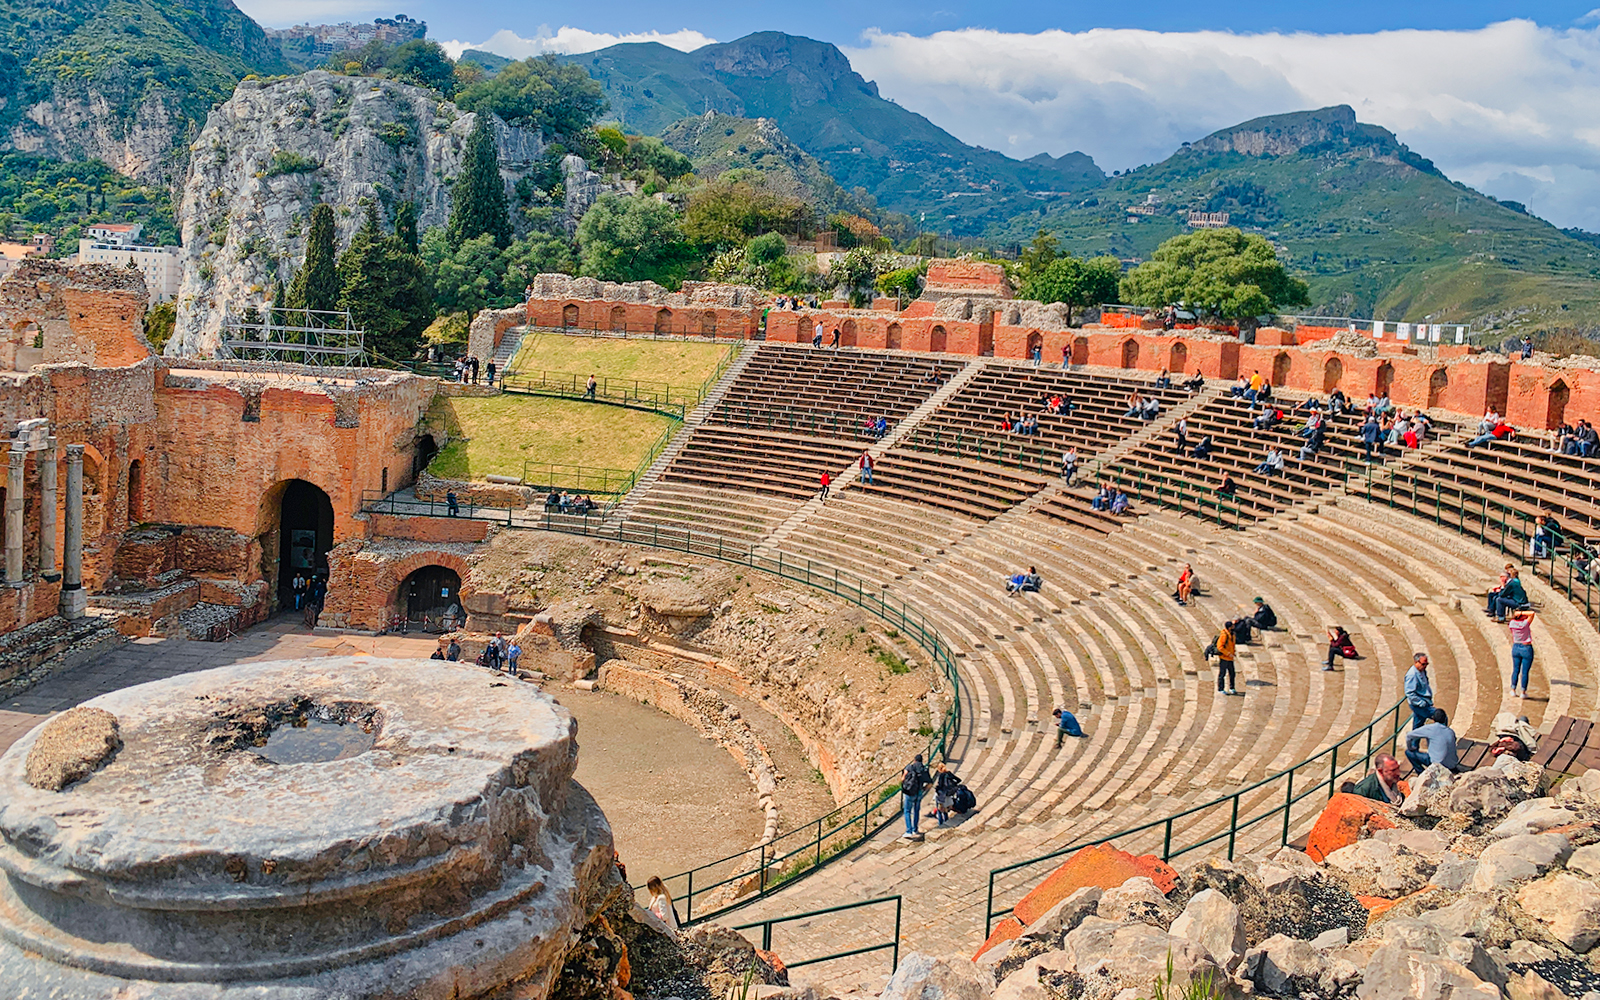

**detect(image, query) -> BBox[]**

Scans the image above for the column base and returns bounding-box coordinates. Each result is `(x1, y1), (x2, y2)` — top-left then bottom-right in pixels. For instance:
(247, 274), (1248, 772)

(59, 586), (86, 619)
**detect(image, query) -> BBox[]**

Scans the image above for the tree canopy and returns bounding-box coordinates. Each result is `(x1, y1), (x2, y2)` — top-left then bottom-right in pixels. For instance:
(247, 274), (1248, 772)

(337, 202), (432, 361)
(682, 175), (809, 249)
(288, 203), (339, 313)
(576, 194), (691, 285)
(1020, 254), (1123, 326)
(454, 55), (607, 138)
(1119, 228), (1309, 323)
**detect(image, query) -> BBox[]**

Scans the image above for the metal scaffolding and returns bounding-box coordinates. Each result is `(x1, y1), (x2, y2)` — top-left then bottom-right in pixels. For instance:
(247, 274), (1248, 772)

(221, 307), (367, 366)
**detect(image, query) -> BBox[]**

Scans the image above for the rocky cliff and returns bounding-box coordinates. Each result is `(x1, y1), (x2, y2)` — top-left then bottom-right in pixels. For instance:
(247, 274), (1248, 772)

(168, 71), (545, 357)
(1187, 104), (1440, 174)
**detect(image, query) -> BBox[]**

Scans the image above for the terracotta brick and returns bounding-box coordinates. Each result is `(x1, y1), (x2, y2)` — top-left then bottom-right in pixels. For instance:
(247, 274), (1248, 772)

(1304, 792), (1399, 864)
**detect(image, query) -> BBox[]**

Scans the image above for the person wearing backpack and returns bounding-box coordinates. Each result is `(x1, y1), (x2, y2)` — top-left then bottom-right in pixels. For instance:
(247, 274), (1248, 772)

(901, 753), (932, 839)
(932, 763), (961, 826)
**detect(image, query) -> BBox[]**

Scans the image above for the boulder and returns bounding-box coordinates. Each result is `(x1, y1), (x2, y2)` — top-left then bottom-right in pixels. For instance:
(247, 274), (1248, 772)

(1061, 919), (1239, 999)
(880, 953), (993, 1000)
(1010, 843), (1177, 927)
(1517, 872), (1600, 952)
(1370, 827), (1452, 856)
(1489, 799), (1580, 839)
(1019, 887), (1101, 944)
(1508, 970), (1571, 1000)
(987, 951), (1078, 1000)
(1471, 833), (1572, 890)
(24, 707), (121, 790)
(1559, 769), (1600, 807)
(1370, 918), (1508, 991)
(1358, 944), (1498, 999)
(1430, 852), (1478, 891)
(1325, 838), (1437, 898)
(1306, 792), (1400, 863)
(1568, 843), (1600, 877)
(1096, 875), (1173, 926)
(1448, 769), (1520, 825)
(1246, 933), (1361, 998)
(1182, 856), (1368, 945)
(1169, 889), (1247, 972)
(1399, 764), (1456, 819)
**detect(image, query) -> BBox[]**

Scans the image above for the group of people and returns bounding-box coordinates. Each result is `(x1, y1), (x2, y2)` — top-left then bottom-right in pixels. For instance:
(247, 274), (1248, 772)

(1005, 566), (1042, 595)
(899, 754), (977, 839)
(999, 412), (1042, 435)
(1202, 597), (1280, 696)
(1556, 420), (1599, 457)
(453, 355), (496, 386)
(811, 322), (842, 349)
(1121, 390), (1162, 421)
(1466, 408), (1518, 448)
(1089, 483), (1131, 515)
(290, 571), (328, 627)
(862, 415), (890, 439)
(544, 492), (599, 515)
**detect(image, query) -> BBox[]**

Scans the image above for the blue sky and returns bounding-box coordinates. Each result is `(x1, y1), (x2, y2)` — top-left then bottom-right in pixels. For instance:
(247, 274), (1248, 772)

(237, 0), (1600, 229)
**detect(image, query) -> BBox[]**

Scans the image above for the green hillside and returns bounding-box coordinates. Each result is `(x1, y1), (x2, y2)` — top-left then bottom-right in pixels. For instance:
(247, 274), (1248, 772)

(562, 33), (1104, 233)
(0, 0), (288, 141)
(995, 106), (1600, 333)
(659, 111), (861, 215)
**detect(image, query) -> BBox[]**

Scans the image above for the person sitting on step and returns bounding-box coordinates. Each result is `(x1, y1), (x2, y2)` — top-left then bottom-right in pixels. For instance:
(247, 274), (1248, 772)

(1052, 707), (1086, 747)
(1183, 370), (1206, 393)
(1254, 447), (1285, 476)
(1250, 596), (1278, 631)
(1348, 754), (1408, 805)
(1110, 490), (1130, 515)
(1325, 624), (1358, 671)
(1190, 435), (1214, 459)
(1216, 472), (1238, 496)
(1091, 484), (1112, 511)
(1406, 708), (1465, 774)
(1005, 566), (1042, 595)
(1174, 563), (1196, 605)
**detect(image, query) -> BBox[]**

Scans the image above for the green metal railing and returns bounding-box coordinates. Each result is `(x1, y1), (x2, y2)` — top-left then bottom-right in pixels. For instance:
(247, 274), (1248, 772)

(984, 698), (1409, 936)
(732, 896), (902, 973)
(516, 463), (640, 497)
(499, 370), (690, 419)
(360, 490), (615, 527)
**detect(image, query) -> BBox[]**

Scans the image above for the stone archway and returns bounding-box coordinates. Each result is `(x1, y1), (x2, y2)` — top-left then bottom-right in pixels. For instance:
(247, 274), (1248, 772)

(610, 305), (627, 332)
(841, 319), (857, 347)
(1170, 342), (1188, 373)
(1271, 352), (1292, 386)
(1376, 362), (1395, 397)
(701, 311), (717, 336)
(1548, 379), (1571, 429)
(1026, 331), (1043, 358)
(397, 564), (463, 624)
(929, 325), (948, 353)
(562, 304), (580, 329)
(258, 479), (335, 610)
(1322, 357), (1343, 394)
(1427, 368), (1449, 409)
(886, 323), (902, 349)
(654, 309), (672, 334)
(1121, 339), (1140, 369)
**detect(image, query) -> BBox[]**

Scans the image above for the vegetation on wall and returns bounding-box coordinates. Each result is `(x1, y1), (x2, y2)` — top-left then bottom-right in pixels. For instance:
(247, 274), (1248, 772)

(0, 153), (178, 250)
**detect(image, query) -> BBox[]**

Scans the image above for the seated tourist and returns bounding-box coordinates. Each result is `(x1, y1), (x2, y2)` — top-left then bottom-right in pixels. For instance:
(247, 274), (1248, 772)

(1488, 712), (1539, 767)
(1091, 484), (1112, 511)
(1216, 472), (1238, 496)
(999, 414), (1014, 433)
(544, 492), (560, 510)
(1174, 563), (1196, 605)
(1253, 407), (1282, 431)
(1006, 566), (1042, 595)
(1489, 568), (1529, 621)
(1191, 435), (1214, 459)
(1183, 370), (1207, 393)
(1230, 375), (1250, 398)
(1297, 397), (1323, 413)
(1406, 708), (1465, 774)
(1299, 412), (1324, 438)
(1349, 754), (1409, 805)
(1533, 511), (1563, 558)
(1154, 368), (1172, 389)
(1254, 447), (1285, 476)
(1140, 396), (1161, 420)
(1123, 391), (1144, 418)
(1325, 624), (1358, 670)
(1230, 615), (1254, 646)
(1299, 426), (1326, 462)
(1110, 490), (1130, 515)
(1580, 421), (1599, 457)
(1329, 388), (1349, 416)
(1250, 596), (1278, 630)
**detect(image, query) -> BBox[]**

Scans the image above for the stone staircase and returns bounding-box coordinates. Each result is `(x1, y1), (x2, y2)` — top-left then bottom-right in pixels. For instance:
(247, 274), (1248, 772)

(606, 343), (760, 526)
(491, 325), (527, 373)
(1079, 384), (1223, 481)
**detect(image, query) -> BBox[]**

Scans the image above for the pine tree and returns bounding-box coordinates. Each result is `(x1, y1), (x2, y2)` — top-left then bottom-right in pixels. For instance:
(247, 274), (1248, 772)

(339, 202), (432, 362)
(447, 117), (511, 250)
(395, 201), (420, 254)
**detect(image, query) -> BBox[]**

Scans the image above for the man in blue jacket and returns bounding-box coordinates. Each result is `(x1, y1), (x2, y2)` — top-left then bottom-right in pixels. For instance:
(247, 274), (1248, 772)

(1405, 652), (1434, 731)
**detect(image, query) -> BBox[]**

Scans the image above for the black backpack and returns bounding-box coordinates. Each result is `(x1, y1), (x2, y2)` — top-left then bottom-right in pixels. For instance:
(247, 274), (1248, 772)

(953, 785), (976, 813)
(901, 762), (930, 796)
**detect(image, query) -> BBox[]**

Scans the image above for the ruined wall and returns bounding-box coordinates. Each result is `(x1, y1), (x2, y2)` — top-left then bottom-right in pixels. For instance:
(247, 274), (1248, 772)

(320, 539), (476, 631)
(0, 260), (154, 371)
(524, 273), (763, 338)
(922, 259), (1013, 300)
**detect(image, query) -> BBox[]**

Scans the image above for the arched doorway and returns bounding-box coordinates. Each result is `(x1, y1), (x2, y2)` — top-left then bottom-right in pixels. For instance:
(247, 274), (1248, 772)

(1322, 357), (1343, 393)
(1121, 339), (1140, 369)
(1005, 307), (1021, 326)
(610, 305), (627, 332)
(1026, 331), (1043, 359)
(701, 311), (717, 336)
(13, 320), (40, 371)
(1376, 362), (1395, 397)
(1271, 352), (1291, 386)
(1427, 368), (1449, 409)
(841, 319), (857, 347)
(1072, 336), (1089, 365)
(127, 459), (144, 524)
(654, 309), (672, 334)
(562, 304), (580, 329)
(886, 323), (903, 350)
(398, 565), (462, 623)
(264, 479), (334, 610)
(1548, 380), (1570, 428)
(929, 325), (948, 353)
(413, 434), (438, 479)
(1170, 342), (1188, 373)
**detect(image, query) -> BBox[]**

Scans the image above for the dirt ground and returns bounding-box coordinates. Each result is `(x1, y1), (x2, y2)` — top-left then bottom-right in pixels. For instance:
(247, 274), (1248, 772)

(556, 686), (765, 885)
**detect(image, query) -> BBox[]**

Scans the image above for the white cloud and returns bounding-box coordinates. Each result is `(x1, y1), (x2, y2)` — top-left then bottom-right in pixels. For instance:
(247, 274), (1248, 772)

(841, 19), (1600, 230)
(437, 27), (715, 61)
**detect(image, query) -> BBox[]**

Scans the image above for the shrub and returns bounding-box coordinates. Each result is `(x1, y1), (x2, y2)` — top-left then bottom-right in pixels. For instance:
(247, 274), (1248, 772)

(264, 150), (320, 177)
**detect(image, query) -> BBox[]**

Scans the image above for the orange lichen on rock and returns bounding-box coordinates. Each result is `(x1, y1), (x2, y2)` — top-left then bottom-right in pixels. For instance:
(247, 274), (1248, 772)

(1305, 792), (1400, 864)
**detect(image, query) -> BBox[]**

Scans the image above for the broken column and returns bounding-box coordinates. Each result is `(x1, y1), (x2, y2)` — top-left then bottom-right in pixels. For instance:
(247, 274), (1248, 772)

(38, 438), (56, 581)
(60, 444), (84, 618)
(5, 443), (23, 585)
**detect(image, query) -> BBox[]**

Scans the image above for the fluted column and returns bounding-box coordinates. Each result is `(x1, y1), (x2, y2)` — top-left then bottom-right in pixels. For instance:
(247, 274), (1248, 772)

(5, 444), (23, 585)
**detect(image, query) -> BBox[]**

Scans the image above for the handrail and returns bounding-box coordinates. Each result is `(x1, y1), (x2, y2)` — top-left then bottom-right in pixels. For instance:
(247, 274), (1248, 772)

(499, 371), (689, 420)
(732, 896), (902, 973)
(984, 698), (1409, 937)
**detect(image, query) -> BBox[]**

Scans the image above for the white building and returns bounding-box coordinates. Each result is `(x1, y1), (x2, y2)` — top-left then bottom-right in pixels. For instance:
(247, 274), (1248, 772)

(78, 239), (182, 302)
(83, 223), (143, 247)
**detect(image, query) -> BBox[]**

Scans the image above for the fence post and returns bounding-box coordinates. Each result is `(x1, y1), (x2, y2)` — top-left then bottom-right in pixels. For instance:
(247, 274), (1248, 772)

(1282, 768), (1294, 845)
(1227, 794), (1240, 860)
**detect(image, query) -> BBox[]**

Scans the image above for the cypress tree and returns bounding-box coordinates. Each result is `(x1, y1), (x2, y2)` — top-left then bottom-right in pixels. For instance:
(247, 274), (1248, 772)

(447, 117), (511, 249)
(395, 200), (420, 254)
(298, 204), (340, 315)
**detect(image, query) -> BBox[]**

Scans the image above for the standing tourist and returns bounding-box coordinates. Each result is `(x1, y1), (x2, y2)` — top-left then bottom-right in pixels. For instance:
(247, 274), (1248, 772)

(859, 450), (874, 484)
(1508, 609), (1535, 699)
(900, 754), (931, 840)
(1405, 652), (1434, 730)
(1214, 620), (1237, 696)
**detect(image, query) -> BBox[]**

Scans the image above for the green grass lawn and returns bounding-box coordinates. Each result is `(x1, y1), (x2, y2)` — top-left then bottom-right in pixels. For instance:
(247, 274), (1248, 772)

(509, 332), (733, 389)
(426, 394), (678, 489)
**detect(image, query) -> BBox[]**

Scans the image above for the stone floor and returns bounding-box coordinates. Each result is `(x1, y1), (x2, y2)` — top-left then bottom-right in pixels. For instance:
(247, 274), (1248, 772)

(0, 619), (441, 755)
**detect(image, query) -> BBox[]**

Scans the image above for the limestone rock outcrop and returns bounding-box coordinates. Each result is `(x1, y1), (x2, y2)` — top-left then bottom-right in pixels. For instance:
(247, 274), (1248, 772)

(169, 72), (546, 357)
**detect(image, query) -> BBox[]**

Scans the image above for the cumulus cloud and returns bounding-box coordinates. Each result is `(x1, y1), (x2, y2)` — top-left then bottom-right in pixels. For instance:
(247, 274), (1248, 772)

(842, 19), (1600, 230)
(436, 27), (714, 61)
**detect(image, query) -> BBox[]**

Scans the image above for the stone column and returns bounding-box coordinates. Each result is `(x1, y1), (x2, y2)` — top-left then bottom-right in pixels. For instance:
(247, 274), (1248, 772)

(5, 444), (23, 585)
(38, 438), (56, 581)
(60, 445), (85, 618)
